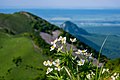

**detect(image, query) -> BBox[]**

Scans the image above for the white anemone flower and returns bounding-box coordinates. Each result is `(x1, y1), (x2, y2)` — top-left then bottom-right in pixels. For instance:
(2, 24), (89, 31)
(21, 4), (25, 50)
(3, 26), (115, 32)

(47, 60), (53, 66)
(75, 50), (83, 55)
(51, 38), (58, 45)
(43, 60), (53, 66)
(70, 38), (77, 42)
(86, 53), (92, 58)
(58, 36), (63, 41)
(82, 49), (87, 53)
(84, 52), (88, 56)
(114, 73), (117, 76)
(106, 69), (109, 72)
(77, 59), (85, 66)
(111, 76), (116, 80)
(91, 72), (95, 76)
(46, 67), (53, 74)
(55, 66), (62, 71)
(57, 46), (63, 52)
(61, 37), (66, 44)
(116, 73), (119, 79)
(102, 68), (106, 74)
(53, 59), (60, 67)
(86, 74), (91, 80)
(102, 68), (109, 74)
(43, 61), (48, 66)
(111, 73), (119, 80)
(50, 44), (56, 51)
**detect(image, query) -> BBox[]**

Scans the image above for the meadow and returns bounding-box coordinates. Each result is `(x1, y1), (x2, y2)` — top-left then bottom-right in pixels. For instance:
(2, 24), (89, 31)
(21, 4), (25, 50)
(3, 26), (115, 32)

(0, 32), (48, 80)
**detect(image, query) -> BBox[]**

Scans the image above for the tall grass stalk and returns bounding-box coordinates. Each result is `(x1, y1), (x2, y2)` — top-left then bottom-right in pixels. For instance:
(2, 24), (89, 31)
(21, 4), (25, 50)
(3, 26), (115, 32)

(64, 66), (72, 80)
(95, 35), (109, 80)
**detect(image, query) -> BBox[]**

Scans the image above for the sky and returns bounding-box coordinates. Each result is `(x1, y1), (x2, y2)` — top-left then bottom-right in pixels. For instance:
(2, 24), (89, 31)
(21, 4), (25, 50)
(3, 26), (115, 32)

(0, 0), (120, 9)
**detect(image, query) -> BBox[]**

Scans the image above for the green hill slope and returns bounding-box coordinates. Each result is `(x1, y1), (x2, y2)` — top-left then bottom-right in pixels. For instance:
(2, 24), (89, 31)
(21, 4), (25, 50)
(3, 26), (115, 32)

(0, 32), (48, 80)
(0, 13), (33, 34)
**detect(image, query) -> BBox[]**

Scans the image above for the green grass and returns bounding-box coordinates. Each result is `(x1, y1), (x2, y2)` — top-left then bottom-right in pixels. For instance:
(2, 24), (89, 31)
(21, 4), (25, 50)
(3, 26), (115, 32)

(0, 32), (48, 80)
(0, 13), (32, 34)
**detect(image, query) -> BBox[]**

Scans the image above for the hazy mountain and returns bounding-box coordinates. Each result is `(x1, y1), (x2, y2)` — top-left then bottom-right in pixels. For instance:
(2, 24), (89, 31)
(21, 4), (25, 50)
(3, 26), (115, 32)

(60, 21), (90, 35)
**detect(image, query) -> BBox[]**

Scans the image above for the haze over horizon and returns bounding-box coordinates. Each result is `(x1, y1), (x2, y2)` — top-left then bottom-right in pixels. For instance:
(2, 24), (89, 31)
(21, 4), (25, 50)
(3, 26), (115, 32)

(0, 0), (120, 9)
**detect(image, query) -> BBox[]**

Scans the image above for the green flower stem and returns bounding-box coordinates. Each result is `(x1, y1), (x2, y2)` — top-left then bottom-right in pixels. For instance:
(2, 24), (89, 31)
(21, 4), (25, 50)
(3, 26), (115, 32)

(64, 66), (72, 80)
(98, 65), (104, 80)
(77, 65), (80, 80)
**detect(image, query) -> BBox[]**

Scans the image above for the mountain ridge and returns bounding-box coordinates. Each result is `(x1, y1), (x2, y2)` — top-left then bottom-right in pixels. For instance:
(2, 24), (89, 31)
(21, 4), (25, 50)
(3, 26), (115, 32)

(60, 21), (90, 35)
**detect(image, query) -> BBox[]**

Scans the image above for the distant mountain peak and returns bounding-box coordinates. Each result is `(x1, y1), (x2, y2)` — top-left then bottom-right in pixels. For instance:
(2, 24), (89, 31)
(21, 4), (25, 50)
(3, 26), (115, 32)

(60, 21), (89, 35)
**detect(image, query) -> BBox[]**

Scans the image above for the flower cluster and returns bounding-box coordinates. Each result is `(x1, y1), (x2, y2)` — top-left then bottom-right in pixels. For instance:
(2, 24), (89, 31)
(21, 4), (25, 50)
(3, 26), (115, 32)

(86, 71), (95, 80)
(50, 36), (66, 51)
(102, 68), (109, 74)
(77, 59), (85, 66)
(43, 36), (120, 80)
(111, 73), (119, 80)
(43, 59), (62, 74)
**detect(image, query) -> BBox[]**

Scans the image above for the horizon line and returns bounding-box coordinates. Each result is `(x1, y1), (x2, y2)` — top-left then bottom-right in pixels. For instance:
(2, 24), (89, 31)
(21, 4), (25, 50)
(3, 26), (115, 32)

(0, 7), (120, 10)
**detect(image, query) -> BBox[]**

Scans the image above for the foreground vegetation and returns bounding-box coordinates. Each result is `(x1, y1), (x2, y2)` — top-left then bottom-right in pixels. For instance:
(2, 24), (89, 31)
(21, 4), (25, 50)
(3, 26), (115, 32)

(43, 36), (120, 80)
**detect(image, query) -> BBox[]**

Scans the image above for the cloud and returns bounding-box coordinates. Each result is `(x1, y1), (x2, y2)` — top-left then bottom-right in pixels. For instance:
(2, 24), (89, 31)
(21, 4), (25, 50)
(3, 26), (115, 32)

(51, 17), (72, 21)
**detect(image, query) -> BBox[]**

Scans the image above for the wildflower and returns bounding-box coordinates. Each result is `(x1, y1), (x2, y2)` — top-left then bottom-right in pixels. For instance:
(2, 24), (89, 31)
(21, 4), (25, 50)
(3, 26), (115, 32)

(70, 38), (77, 43)
(50, 44), (56, 51)
(116, 73), (119, 79)
(75, 49), (83, 55)
(77, 59), (85, 66)
(113, 73), (117, 76)
(57, 46), (63, 52)
(53, 59), (60, 67)
(81, 49), (87, 53)
(83, 52), (88, 56)
(55, 66), (63, 71)
(106, 69), (109, 72)
(111, 76), (115, 80)
(91, 71), (95, 76)
(58, 36), (63, 41)
(111, 73), (119, 80)
(51, 38), (58, 45)
(46, 67), (53, 74)
(102, 68), (106, 74)
(102, 68), (109, 74)
(43, 60), (53, 66)
(43, 61), (48, 66)
(86, 74), (91, 80)
(47, 60), (53, 66)
(61, 37), (66, 44)
(86, 53), (93, 59)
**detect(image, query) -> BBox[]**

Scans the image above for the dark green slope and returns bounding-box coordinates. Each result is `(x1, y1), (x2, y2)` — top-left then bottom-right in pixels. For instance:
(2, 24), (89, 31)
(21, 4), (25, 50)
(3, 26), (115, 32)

(0, 13), (32, 34)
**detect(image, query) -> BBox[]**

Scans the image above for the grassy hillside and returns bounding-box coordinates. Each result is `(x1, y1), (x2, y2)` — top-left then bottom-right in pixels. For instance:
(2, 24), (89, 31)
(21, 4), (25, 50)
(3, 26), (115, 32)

(0, 13), (33, 34)
(0, 32), (48, 80)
